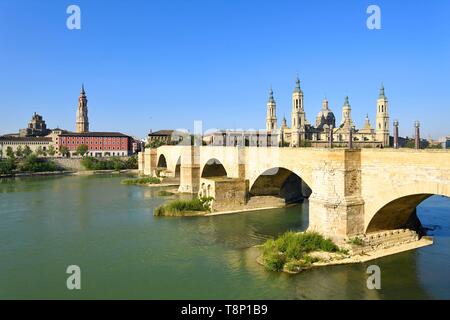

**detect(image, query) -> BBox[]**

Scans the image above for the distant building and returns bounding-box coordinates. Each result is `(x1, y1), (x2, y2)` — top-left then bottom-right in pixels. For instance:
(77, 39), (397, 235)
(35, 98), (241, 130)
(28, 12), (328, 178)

(204, 130), (279, 147)
(0, 136), (53, 157)
(1, 86), (134, 158)
(19, 112), (50, 137)
(147, 130), (185, 146)
(442, 136), (450, 149)
(264, 78), (389, 148)
(58, 132), (132, 157)
(132, 138), (145, 154)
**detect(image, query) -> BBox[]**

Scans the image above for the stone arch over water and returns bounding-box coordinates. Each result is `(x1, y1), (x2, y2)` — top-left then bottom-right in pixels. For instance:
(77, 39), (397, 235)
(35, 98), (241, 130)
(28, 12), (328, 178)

(249, 167), (312, 204)
(365, 180), (450, 233)
(201, 158), (228, 178)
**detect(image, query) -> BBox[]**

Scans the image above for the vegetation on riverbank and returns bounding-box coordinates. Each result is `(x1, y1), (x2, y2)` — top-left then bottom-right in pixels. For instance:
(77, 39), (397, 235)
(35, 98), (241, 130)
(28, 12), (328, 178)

(121, 177), (161, 185)
(261, 231), (344, 273)
(0, 154), (59, 175)
(347, 236), (365, 246)
(154, 197), (214, 217)
(81, 156), (137, 171)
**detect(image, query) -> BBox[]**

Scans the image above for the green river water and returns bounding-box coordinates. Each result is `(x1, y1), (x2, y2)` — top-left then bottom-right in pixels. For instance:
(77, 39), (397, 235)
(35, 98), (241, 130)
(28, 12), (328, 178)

(0, 175), (449, 299)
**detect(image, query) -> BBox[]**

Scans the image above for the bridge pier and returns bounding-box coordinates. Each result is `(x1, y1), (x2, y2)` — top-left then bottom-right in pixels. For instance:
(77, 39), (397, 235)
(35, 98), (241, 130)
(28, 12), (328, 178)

(308, 150), (365, 240)
(179, 164), (200, 193)
(179, 146), (201, 194)
(138, 148), (157, 176)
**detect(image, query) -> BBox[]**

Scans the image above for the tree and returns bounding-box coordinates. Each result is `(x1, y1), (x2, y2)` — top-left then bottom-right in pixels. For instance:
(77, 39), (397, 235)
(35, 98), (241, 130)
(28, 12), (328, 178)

(48, 145), (56, 156)
(0, 148), (3, 159)
(146, 140), (163, 149)
(15, 146), (24, 158)
(35, 146), (44, 157)
(0, 158), (16, 174)
(76, 144), (89, 157)
(23, 145), (32, 157)
(6, 146), (15, 159)
(60, 146), (70, 158)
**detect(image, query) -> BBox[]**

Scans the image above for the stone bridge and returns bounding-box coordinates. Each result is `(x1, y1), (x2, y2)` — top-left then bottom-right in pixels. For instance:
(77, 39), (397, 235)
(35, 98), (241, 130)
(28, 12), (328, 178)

(138, 146), (450, 240)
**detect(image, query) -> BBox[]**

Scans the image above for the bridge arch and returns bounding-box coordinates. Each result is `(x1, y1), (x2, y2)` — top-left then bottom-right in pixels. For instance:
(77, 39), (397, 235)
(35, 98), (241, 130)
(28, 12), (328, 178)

(201, 158), (228, 178)
(157, 154), (167, 169)
(365, 183), (450, 233)
(249, 167), (312, 204)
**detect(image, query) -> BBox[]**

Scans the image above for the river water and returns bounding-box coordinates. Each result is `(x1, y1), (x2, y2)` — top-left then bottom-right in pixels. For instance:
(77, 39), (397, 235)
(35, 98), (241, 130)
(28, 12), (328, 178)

(0, 175), (449, 299)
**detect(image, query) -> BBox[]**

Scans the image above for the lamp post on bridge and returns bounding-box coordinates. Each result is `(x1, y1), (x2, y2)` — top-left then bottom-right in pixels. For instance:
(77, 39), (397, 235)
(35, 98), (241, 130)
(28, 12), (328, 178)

(329, 125), (334, 149)
(414, 121), (421, 149)
(348, 125), (354, 149)
(393, 120), (399, 149)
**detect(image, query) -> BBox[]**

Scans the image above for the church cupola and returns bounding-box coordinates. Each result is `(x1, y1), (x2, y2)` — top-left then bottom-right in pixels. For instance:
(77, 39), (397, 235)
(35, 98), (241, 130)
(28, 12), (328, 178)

(316, 97), (336, 129)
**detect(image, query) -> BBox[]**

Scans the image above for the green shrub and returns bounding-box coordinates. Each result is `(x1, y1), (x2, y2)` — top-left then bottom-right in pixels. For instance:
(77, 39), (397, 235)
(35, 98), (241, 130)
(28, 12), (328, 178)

(261, 231), (340, 272)
(348, 237), (364, 246)
(0, 158), (17, 174)
(264, 252), (286, 272)
(20, 154), (58, 173)
(121, 177), (161, 185)
(154, 197), (213, 216)
(81, 156), (137, 171)
(124, 155), (138, 169)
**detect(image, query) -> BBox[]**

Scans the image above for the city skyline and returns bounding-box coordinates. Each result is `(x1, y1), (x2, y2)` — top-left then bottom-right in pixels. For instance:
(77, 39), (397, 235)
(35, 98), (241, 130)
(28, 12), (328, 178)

(1, 0), (449, 139)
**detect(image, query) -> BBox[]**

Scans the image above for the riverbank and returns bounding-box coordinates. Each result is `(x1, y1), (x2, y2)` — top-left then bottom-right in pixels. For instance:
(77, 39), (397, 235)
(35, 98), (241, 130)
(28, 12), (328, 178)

(0, 169), (139, 179)
(256, 229), (434, 274)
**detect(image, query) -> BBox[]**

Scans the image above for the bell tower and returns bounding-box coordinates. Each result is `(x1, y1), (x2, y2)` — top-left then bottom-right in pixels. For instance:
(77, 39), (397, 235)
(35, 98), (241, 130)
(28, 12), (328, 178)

(291, 76), (306, 147)
(376, 84), (390, 147)
(76, 84), (89, 133)
(266, 87), (277, 132)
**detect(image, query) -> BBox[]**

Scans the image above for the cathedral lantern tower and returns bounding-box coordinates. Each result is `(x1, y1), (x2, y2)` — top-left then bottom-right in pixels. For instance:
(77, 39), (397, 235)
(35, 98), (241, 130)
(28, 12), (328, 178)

(265, 87), (278, 132)
(376, 84), (390, 147)
(291, 76), (306, 147)
(76, 84), (89, 133)
(341, 96), (353, 128)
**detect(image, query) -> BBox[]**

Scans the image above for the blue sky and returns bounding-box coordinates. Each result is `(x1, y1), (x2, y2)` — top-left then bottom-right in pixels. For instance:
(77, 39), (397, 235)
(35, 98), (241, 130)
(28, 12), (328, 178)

(0, 0), (449, 139)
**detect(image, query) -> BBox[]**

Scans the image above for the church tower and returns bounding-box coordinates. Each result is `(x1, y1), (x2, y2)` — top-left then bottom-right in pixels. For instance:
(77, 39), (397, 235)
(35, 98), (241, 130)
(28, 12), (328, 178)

(340, 96), (354, 129)
(76, 84), (89, 133)
(266, 87), (277, 132)
(291, 77), (306, 147)
(376, 84), (390, 147)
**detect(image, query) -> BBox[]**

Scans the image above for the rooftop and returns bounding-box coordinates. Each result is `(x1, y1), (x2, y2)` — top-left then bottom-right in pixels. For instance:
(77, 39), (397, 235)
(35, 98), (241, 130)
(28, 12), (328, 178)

(0, 136), (52, 142)
(148, 130), (176, 136)
(59, 132), (130, 138)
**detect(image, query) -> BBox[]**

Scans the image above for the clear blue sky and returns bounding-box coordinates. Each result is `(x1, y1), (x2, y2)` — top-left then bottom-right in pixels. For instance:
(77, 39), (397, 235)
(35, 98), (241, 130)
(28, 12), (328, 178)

(0, 0), (449, 139)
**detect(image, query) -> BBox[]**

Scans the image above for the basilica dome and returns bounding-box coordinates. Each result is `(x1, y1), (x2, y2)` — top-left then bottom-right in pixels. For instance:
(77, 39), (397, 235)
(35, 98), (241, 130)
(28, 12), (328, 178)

(316, 98), (336, 129)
